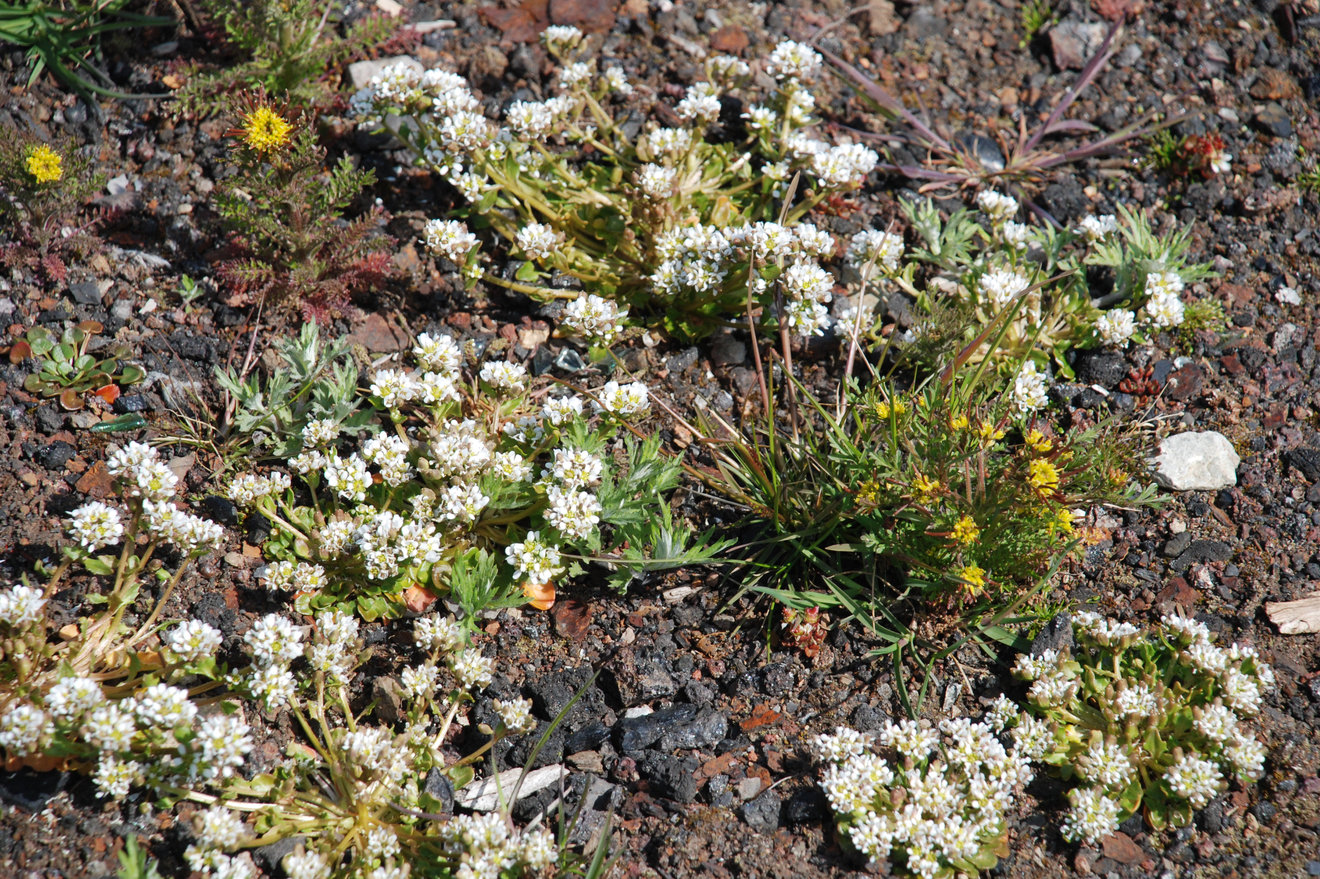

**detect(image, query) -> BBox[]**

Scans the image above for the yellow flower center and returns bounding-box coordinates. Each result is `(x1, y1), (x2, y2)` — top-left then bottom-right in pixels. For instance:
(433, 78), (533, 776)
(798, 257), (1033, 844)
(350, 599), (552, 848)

(874, 399), (907, 421)
(856, 479), (881, 506)
(25, 144), (63, 184)
(241, 106), (293, 154)
(951, 515), (980, 546)
(1025, 428), (1053, 453)
(912, 472), (941, 501)
(1027, 458), (1061, 493)
(958, 564), (987, 594)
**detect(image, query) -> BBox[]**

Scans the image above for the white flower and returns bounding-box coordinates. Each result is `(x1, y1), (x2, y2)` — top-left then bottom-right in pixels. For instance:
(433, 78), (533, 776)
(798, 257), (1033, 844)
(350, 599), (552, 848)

(1076, 214), (1118, 241)
(1224, 732), (1266, 780)
(544, 485), (602, 540)
(515, 223), (564, 262)
(325, 452), (372, 503)
(543, 447), (603, 489)
(781, 260), (835, 303)
(505, 530), (563, 586)
(491, 451), (532, 482)
(495, 697), (536, 734)
(424, 219), (479, 263)
(1076, 741), (1135, 787)
(976, 190), (1019, 223)
(194, 714), (253, 778)
(766, 40), (821, 79)
(1113, 683), (1158, 719)
(195, 805), (247, 849)
(846, 229), (903, 271)
(540, 24), (582, 51)
(0, 703), (52, 754)
(249, 664), (297, 710)
(415, 616), (465, 654)
(1144, 289), (1185, 328)
(106, 441), (157, 478)
(370, 368), (420, 409)
(45, 676), (104, 722)
(793, 223), (836, 258)
(283, 849), (329, 879)
(784, 297), (831, 337)
(0, 583), (48, 627)
(132, 683), (197, 730)
(561, 293), (626, 344)
(1195, 703), (1238, 742)
(640, 127), (693, 156)
(810, 142), (878, 187)
(1164, 753), (1223, 808)
(634, 163), (677, 200)
(979, 268), (1031, 310)
(1001, 221), (1031, 250)
(67, 501), (124, 552)
(479, 360), (528, 392)
(245, 614), (305, 667)
(451, 650), (494, 689)
(557, 61), (593, 88)
(594, 380), (649, 417)
(1012, 361), (1050, 414)
(401, 663), (441, 699)
(164, 620), (223, 663)
(1096, 309), (1137, 346)
(92, 754), (141, 799)
(743, 104), (777, 133)
(603, 65), (632, 95)
(1060, 787), (1121, 844)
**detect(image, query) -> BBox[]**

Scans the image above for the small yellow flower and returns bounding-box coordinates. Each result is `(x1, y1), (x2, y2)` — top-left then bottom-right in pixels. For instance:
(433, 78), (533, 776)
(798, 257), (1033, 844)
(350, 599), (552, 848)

(874, 399), (908, 421)
(856, 479), (881, 506)
(949, 414), (970, 431)
(1027, 458), (1061, 493)
(958, 563), (988, 595)
(977, 420), (1006, 445)
(912, 472), (941, 502)
(241, 105), (293, 154)
(25, 144), (63, 184)
(1025, 428), (1053, 453)
(1052, 508), (1076, 535)
(951, 515), (980, 546)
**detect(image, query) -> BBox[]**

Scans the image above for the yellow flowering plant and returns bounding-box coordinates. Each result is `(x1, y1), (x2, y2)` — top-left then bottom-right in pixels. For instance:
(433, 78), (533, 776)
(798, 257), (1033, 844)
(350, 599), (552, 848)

(0, 133), (105, 282)
(213, 96), (393, 320)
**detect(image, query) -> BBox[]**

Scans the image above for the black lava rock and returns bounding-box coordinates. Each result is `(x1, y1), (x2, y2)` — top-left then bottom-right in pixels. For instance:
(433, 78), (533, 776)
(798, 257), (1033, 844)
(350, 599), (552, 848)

(1030, 613), (1073, 656)
(635, 752), (700, 803)
(1170, 539), (1233, 573)
(657, 708), (728, 751)
(616, 704), (697, 754)
(1287, 448), (1320, 482)
(1073, 348), (1128, 387)
(36, 440), (76, 470)
(199, 495), (239, 527)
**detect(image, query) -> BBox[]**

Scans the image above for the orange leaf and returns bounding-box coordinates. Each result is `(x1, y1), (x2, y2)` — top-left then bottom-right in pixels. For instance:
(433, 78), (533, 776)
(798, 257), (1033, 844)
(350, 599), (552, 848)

(403, 584), (440, 613)
(8, 340), (31, 364)
(93, 384), (120, 404)
(524, 579), (556, 611)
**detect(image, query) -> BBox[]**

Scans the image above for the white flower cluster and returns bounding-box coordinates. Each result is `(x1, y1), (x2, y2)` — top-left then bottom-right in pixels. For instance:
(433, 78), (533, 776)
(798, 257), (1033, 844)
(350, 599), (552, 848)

(1075, 213), (1118, 242)
(423, 218), (479, 265)
(979, 267), (1031, 311)
(813, 717), (1035, 879)
(72, 443), (224, 556)
(1142, 269), (1186, 328)
(1011, 361), (1050, 414)
(515, 222), (565, 262)
(561, 293), (627, 345)
(0, 582), (48, 627)
(438, 813), (557, 877)
(227, 472), (290, 507)
(846, 229), (903, 271)
(976, 190), (1019, 224)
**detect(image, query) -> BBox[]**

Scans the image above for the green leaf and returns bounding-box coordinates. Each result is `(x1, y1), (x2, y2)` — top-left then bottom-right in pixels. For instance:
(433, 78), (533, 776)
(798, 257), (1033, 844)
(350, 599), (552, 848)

(82, 555), (117, 576)
(515, 260), (540, 282)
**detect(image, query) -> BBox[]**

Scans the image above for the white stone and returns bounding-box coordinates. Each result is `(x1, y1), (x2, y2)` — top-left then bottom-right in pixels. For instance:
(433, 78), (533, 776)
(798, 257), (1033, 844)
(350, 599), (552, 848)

(1151, 431), (1240, 491)
(347, 55), (422, 90)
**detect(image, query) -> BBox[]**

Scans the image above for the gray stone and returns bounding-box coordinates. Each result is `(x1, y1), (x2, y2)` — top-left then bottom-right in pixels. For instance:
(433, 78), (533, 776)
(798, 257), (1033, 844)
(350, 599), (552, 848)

(1031, 613), (1073, 656)
(1253, 102), (1293, 138)
(69, 280), (103, 305)
(1151, 431), (1240, 491)
(1048, 20), (1108, 71)
(348, 55), (422, 90)
(740, 790), (781, 832)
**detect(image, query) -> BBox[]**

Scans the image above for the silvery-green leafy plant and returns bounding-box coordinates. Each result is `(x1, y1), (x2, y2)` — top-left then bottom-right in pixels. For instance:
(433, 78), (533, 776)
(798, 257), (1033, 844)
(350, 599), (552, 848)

(227, 329), (728, 621)
(1008, 612), (1272, 844)
(352, 28), (878, 341)
(892, 192), (1215, 377)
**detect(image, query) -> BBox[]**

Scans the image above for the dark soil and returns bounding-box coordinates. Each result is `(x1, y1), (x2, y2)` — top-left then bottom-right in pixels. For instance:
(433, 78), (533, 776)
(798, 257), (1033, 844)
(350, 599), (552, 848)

(2, 0), (1319, 877)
